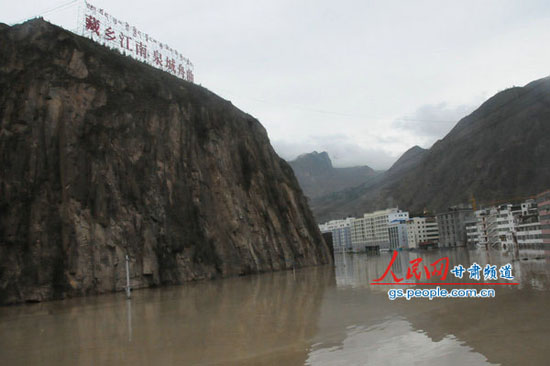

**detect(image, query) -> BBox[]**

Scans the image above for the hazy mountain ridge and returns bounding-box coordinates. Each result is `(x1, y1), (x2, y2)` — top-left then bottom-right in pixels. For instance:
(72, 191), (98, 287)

(309, 77), (550, 222)
(310, 145), (427, 221)
(384, 145), (428, 178)
(288, 151), (381, 199)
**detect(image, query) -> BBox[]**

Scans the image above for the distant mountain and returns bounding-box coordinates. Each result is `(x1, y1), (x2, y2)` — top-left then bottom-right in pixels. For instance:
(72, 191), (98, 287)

(310, 146), (427, 221)
(288, 151), (381, 199)
(311, 76), (550, 222)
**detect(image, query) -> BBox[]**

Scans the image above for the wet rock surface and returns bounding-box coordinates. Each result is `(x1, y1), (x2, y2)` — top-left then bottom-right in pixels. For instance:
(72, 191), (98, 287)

(0, 19), (332, 304)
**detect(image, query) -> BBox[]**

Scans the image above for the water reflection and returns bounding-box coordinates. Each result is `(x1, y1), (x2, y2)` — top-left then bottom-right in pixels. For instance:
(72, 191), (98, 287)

(307, 318), (496, 366)
(0, 267), (334, 365)
(2, 248), (550, 365)
(334, 248), (550, 290)
(126, 299), (132, 343)
(314, 248), (550, 366)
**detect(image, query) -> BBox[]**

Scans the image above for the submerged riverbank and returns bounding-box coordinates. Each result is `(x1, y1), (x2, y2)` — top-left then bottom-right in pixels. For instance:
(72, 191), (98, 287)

(1, 247), (550, 365)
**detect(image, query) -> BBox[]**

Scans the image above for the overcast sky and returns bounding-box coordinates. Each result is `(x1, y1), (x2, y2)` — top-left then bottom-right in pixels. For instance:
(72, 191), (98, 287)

(3, 0), (550, 169)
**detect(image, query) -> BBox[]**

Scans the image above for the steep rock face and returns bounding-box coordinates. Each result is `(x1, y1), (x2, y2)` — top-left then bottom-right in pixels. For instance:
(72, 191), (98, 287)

(0, 20), (332, 304)
(288, 151), (380, 199)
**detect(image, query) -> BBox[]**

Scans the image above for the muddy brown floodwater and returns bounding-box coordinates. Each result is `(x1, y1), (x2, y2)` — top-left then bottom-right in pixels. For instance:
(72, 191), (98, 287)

(1, 247), (550, 365)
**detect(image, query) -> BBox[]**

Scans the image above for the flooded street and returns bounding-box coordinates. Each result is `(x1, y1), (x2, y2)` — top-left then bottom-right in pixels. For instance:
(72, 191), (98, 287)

(2, 248), (550, 365)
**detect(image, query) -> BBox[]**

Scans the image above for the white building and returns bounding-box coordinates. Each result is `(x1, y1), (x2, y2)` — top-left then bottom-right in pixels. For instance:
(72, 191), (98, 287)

(521, 199), (538, 216)
(475, 208), (491, 247)
(495, 204), (522, 247)
(406, 217), (439, 249)
(389, 222), (409, 249)
(465, 220), (479, 246)
(514, 205), (543, 248)
(474, 206), (507, 248)
(474, 200), (540, 249)
(350, 208), (409, 252)
(319, 218), (354, 252)
(319, 218), (353, 233)
(515, 222), (543, 247)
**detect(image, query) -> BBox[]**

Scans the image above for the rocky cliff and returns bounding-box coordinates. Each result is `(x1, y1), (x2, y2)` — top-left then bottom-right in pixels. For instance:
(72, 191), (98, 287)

(0, 19), (332, 304)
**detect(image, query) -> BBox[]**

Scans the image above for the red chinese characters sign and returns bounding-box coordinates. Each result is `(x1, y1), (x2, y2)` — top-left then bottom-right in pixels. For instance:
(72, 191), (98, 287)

(81, 1), (194, 83)
(373, 251), (449, 283)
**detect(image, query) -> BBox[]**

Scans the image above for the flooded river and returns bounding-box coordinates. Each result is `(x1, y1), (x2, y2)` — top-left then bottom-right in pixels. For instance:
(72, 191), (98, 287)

(2, 247), (550, 365)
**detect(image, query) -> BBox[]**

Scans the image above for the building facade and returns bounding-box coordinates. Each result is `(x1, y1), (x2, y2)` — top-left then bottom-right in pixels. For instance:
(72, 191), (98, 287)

(319, 218), (353, 252)
(514, 199), (543, 248)
(465, 220), (478, 246)
(500, 204), (522, 245)
(406, 217), (439, 249)
(475, 208), (490, 247)
(515, 221), (542, 247)
(388, 222), (409, 250)
(521, 199), (538, 216)
(474, 200), (540, 248)
(350, 208), (409, 251)
(436, 208), (474, 247)
(536, 190), (550, 245)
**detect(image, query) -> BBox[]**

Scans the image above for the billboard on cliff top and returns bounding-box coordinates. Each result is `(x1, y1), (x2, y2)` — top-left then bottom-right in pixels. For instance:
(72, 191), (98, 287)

(80, 1), (194, 82)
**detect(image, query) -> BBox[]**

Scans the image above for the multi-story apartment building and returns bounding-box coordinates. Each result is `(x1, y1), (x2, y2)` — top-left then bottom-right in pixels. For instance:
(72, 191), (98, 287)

(388, 221), (409, 250)
(406, 217), (439, 249)
(537, 190), (550, 245)
(350, 208), (409, 251)
(465, 220), (478, 246)
(515, 200), (542, 247)
(319, 218), (353, 252)
(436, 207), (474, 247)
(485, 207), (500, 247)
(515, 220), (542, 247)
(475, 200), (540, 249)
(494, 204), (522, 247)
(350, 217), (365, 252)
(475, 209), (490, 247)
(521, 199), (538, 216)
(470, 205), (517, 248)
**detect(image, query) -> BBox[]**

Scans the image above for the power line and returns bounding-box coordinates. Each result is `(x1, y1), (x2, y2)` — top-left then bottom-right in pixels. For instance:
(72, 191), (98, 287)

(11, 0), (79, 25)
(8, 1), (457, 126)
(7, 0), (459, 127)
(216, 87), (456, 124)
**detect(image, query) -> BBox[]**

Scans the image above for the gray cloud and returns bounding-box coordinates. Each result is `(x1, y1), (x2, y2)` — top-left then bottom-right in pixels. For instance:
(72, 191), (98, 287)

(5, 1), (550, 173)
(392, 101), (481, 147)
(273, 99), (484, 170)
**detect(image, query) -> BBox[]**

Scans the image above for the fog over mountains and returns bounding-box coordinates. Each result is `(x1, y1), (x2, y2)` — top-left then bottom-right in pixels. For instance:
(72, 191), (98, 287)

(290, 76), (550, 223)
(288, 151), (381, 199)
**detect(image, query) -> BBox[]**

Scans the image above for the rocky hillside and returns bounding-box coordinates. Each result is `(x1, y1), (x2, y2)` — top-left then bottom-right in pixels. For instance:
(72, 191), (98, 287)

(312, 77), (550, 222)
(383, 145), (427, 178)
(288, 151), (380, 199)
(0, 19), (332, 304)
(310, 146), (426, 222)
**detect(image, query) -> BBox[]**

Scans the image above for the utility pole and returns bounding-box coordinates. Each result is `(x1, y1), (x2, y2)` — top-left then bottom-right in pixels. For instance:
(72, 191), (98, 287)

(125, 255), (131, 299)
